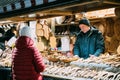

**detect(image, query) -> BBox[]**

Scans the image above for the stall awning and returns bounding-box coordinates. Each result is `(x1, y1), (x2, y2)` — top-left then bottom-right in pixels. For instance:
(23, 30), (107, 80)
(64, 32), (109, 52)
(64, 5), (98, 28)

(0, 0), (57, 13)
(0, 0), (120, 19)
(0, 0), (78, 18)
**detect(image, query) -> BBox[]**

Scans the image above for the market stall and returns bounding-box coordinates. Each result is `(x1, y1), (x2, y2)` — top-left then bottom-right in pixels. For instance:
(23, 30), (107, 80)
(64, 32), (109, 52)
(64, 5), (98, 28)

(0, 0), (120, 80)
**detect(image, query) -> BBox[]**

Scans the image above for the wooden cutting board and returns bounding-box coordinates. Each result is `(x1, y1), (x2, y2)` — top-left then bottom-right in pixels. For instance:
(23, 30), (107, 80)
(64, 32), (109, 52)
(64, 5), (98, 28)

(43, 24), (50, 40)
(36, 22), (44, 37)
(49, 36), (56, 48)
(36, 41), (45, 51)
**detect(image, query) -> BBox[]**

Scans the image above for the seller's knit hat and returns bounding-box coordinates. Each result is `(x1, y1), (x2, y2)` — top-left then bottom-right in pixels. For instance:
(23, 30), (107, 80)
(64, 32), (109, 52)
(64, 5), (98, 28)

(79, 18), (90, 26)
(19, 26), (34, 40)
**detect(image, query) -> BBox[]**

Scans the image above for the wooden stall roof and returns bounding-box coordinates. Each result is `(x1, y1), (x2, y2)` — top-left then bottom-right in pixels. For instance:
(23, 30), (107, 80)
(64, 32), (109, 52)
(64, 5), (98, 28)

(0, 0), (120, 21)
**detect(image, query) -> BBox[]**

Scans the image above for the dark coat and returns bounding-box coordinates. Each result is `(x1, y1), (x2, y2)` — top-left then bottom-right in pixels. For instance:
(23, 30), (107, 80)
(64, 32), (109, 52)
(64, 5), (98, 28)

(12, 36), (45, 80)
(4, 29), (15, 41)
(73, 27), (105, 59)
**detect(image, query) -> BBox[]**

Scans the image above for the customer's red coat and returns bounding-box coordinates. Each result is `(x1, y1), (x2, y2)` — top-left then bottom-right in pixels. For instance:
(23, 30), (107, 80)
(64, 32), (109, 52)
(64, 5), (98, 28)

(12, 36), (45, 80)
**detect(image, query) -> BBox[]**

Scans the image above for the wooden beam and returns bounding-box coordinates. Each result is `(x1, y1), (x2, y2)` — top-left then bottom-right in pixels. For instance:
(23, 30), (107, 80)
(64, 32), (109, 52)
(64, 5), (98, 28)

(37, 10), (73, 15)
(8, 15), (62, 22)
(8, 17), (36, 21)
(36, 15), (62, 19)
(103, 0), (120, 5)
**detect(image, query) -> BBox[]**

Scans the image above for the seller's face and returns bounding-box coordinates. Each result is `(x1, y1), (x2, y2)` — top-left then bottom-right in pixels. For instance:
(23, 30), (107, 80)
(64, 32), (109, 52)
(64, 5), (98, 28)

(79, 24), (89, 33)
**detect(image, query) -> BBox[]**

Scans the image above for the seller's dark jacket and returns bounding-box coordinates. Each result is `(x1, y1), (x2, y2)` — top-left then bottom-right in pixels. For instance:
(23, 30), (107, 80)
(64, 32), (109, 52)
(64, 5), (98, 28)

(73, 27), (105, 59)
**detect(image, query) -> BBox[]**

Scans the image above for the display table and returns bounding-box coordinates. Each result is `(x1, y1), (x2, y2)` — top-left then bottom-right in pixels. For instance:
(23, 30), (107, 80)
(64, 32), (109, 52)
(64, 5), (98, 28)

(43, 73), (71, 80)
(43, 73), (93, 80)
(0, 67), (11, 80)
